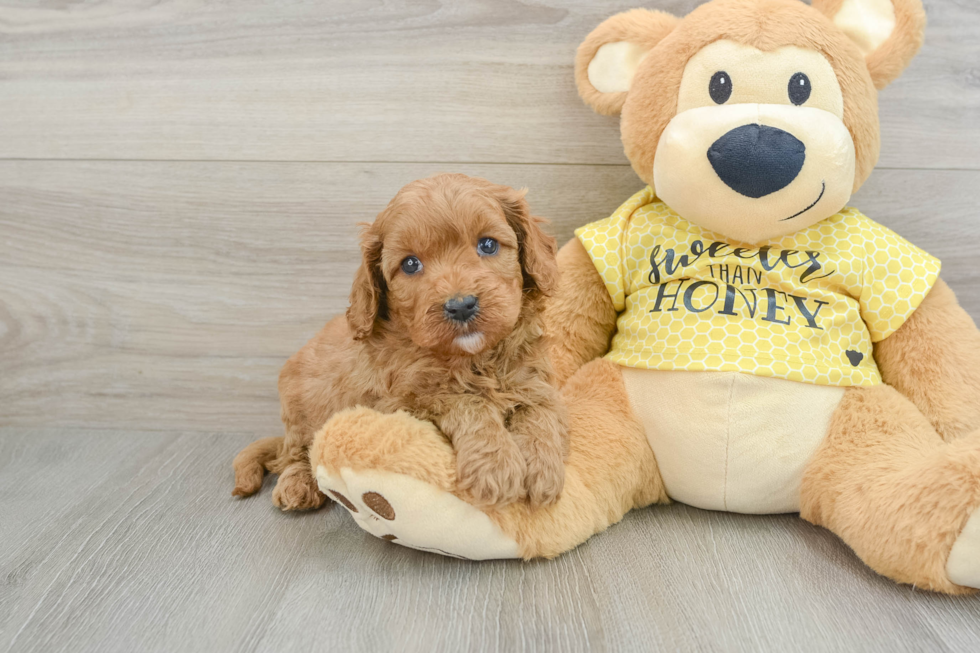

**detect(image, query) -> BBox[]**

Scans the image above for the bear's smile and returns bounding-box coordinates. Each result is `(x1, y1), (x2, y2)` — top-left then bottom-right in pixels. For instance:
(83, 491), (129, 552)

(781, 181), (827, 222)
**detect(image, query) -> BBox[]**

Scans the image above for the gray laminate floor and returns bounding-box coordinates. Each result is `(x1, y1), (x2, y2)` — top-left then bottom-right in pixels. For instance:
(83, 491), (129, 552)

(4, 429), (980, 653)
(3, 0), (980, 651)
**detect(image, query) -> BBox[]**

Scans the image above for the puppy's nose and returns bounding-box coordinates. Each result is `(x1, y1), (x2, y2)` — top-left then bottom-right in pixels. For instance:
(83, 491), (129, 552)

(707, 124), (806, 198)
(443, 295), (479, 323)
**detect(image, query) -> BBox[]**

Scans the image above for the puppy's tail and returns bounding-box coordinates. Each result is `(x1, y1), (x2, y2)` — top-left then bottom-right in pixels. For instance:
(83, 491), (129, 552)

(232, 436), (283, 498)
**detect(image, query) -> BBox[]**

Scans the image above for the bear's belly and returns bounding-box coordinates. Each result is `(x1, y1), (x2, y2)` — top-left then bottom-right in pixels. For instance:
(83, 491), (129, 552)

(620, 368), (845, 514)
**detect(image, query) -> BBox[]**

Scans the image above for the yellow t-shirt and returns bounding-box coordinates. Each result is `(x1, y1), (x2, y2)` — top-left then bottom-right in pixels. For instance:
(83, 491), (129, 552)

(575, 187), (941, 386)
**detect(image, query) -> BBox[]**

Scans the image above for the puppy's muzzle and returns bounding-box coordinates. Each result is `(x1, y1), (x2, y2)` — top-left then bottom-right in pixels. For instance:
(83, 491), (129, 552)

(443, 295), (479, 324)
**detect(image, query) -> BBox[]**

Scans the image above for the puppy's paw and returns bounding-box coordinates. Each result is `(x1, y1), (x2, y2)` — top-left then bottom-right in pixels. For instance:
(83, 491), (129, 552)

(523, 448), (565, 509)
(272, 465), (327, 511)
(456, 440), (527, 508)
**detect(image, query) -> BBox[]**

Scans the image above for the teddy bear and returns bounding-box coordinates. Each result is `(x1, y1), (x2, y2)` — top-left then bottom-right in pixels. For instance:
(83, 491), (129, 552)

(310, 0), (980, 594)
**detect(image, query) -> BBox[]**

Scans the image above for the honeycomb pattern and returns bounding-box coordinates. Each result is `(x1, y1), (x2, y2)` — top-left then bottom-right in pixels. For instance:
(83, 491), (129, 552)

(574, 187), (941, 387)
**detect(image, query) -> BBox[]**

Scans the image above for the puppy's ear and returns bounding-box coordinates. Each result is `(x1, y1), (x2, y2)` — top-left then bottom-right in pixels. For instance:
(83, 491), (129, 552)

(495, 187), (559, 297)
(576, 8), (679, 116)
(346, 222), (387, 340)
(812, 0), (926, 90)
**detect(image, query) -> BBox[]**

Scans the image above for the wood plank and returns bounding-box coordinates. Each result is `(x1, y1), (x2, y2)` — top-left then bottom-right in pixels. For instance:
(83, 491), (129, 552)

(0, 0), (976, 170)
(2, 162), (978, 432)
(2, 429), (980, 653)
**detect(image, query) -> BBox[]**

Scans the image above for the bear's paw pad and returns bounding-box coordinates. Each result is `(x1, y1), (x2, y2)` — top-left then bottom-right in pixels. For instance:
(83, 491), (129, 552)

(947, 506), (980, 589)
(315, 465), (520, 561)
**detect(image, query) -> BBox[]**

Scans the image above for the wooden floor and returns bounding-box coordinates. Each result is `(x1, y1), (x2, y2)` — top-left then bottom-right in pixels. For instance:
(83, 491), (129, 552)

(2, 1), (979, 651)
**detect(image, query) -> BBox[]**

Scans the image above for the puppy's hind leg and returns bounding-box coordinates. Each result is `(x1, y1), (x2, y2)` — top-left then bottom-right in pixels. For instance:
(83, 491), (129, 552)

(269, 433), (328, 511)
(232, 436), (282, 497)
(273, 461), (328, 511)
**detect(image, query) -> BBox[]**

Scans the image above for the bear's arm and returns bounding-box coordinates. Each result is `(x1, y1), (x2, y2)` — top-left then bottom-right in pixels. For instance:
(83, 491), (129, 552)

(874, 277), (980, 441)
(543, 238), (619, 386)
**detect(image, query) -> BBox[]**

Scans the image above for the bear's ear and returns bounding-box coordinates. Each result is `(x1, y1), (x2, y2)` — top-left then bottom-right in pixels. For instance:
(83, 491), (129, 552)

(812, 0), (926, 90)
(575, 8), (679, 116)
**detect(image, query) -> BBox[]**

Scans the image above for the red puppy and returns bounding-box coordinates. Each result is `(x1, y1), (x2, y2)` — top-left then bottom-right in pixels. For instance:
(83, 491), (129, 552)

(232, 174), (568, 510)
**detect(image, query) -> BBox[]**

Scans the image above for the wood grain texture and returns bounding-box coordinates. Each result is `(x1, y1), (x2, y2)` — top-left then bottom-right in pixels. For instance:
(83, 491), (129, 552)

(2, 429), (980, 653)
(0, 0), (976, 169)
(2, 163), (979, 433)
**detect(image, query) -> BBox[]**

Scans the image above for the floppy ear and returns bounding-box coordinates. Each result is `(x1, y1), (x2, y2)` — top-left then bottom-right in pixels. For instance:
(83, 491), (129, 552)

(346, 222), (387, 340)
(493, 186), (559, 297)
(812, 0), (926, 89)
(575, 8), (679, 116)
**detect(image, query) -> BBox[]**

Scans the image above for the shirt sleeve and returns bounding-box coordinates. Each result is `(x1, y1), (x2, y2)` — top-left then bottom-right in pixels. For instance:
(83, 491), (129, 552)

(574, 212), (630, 312)
(859, 221), (941, 342)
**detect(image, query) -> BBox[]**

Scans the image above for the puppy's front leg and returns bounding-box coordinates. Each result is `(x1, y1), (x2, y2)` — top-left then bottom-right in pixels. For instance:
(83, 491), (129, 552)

(437, 398), (527, 507)
(508, 385), (569, 508)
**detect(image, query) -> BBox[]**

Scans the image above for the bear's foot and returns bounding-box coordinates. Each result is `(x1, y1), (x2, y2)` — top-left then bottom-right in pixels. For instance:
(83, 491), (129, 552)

(315, 465), (519, 559)
(310, 407), (519, 560)
(947, 507), (980, 589)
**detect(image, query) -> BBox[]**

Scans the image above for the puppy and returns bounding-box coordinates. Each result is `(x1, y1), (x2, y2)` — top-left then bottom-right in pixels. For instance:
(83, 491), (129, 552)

(232, 173), (569, 510)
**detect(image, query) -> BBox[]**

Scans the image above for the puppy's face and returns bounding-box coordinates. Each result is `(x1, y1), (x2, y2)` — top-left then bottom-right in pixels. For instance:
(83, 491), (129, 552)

(383, 197), (524, 356)
(347, 174), (558, 357)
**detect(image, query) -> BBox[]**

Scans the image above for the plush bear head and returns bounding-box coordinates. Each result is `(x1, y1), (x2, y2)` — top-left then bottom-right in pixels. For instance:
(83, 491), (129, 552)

(575, 0), (925, 244)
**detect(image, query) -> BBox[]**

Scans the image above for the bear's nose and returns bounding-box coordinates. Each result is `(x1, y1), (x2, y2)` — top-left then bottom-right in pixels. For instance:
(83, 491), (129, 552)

(443, 295), (479, 323)
(707, 124), (806, 199)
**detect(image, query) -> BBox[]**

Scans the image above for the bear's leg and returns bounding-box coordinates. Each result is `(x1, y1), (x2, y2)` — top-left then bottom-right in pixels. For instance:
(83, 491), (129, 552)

(311, 358), (668, 559)
(874, 279), (980, 442)
(800, 384), (980, 594)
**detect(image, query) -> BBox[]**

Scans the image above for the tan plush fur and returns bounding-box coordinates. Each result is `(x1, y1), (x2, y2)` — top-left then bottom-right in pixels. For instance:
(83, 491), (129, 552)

(574, 8), (680, 117)
(800, 384), (980, 594)
(811, 0), (926, 89)
(311, 407), (458, 496)
(875, 279), (980, 442)
(233, 174), (569, 510)
(543, 238), (619, 386)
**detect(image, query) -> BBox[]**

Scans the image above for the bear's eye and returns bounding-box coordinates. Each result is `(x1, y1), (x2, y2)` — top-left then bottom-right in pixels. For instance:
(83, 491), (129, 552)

(400, 256), (422, 275)
(477, 237), (499, 256)
(709, 71), (732, 104)
(788, 72), (811, 105)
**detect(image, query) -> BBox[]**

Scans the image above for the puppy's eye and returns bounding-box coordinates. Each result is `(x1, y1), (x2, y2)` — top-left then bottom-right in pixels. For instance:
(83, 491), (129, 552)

(788, 72), (811, 105)
(400, 256), (422, 275)
(709, 71), (732, 104)
(477, 237), (498, 257)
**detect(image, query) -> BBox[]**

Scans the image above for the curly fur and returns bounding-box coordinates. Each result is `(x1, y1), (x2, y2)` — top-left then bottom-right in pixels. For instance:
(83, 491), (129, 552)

(232, 173), (569, 510)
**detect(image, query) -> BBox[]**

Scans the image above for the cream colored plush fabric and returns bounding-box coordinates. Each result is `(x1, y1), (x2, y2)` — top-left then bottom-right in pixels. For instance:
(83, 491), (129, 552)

(947, 506), (980, 588)
(653, 103), (856, 242)
(587, 41), (649, 93)
(622, 369), (844, 513)
(833, 0), (897, 56)
(315, 465), (520, 560)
